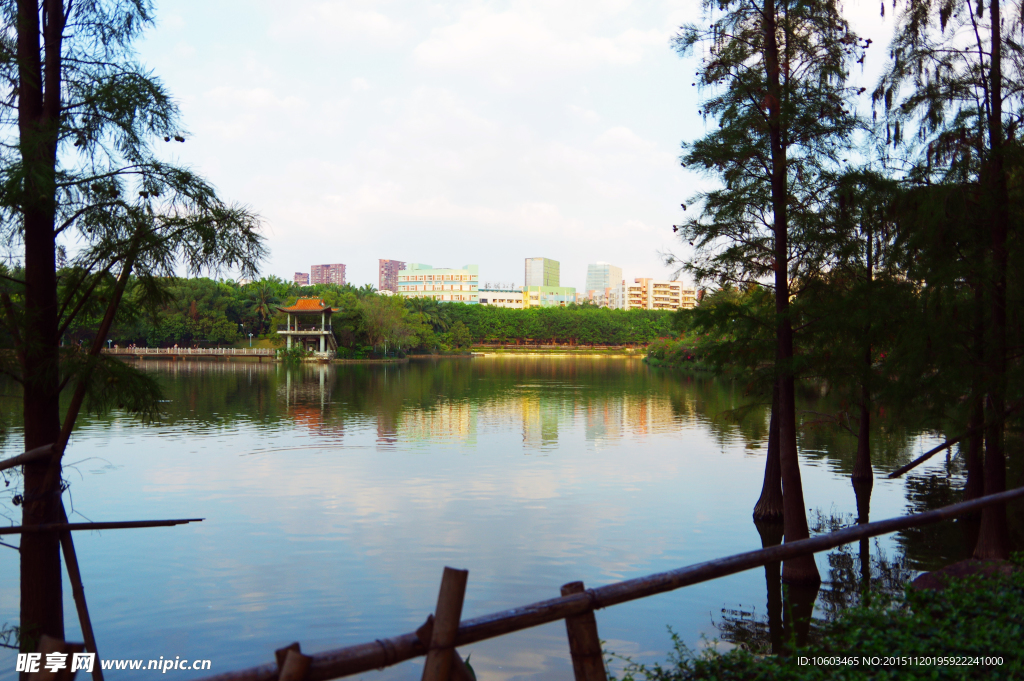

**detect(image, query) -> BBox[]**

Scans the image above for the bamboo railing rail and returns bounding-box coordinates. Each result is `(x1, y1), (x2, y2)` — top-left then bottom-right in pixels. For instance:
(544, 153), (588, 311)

(197, 485), (1024, 681)
(0, 441), (55, 472)
(103, 348), (276, 355)
(0, 518), (204, 534)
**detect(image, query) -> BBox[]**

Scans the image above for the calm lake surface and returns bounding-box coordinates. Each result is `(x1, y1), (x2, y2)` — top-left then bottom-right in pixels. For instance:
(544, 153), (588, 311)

(0, 357), (974, 680)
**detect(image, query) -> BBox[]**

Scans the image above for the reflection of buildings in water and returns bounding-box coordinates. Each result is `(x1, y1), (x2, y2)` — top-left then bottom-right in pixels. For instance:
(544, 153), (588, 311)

(584, 399), (624, 443)
(279, 367), (331, 408)
(278, 367), (343, 437)
(520, 395), (561, 450)
(399, 400), (475, 442)
(376, 412), (398, 447)
(127, 359), (278, 378)
(448, 391), (681, 450)
(625, 394), (649, 436)
(622, 394), (678, 437)
(288, 404), (343, 438)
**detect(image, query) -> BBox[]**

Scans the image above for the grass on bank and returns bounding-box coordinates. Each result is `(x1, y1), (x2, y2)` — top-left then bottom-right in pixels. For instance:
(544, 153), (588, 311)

(609, 558), (1024, 680)
(472, 346), (644, 355)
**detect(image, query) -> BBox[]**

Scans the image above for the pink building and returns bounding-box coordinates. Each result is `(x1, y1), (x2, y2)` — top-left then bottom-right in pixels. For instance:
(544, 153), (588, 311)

(311, 263), (346, 286)
(378, 259), (406, 292)
(293, 272), (310, 286)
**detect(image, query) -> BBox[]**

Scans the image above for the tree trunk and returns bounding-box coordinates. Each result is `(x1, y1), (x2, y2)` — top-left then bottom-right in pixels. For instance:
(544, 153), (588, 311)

(753, 382), (784, 522)
(963, 283), (984, 504)
(852, 221), (873, 484)
(853, 480), (872, 592)
(852, 374), (873, 483)
(763, 0), (820, 585)
(754, 520), (784, 654)
(18, 0), (66, 655)
(975, 0), (1010, 560)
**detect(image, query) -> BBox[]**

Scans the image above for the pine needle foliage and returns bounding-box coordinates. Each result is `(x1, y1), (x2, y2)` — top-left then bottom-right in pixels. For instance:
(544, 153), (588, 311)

(671, 0), (866, 290)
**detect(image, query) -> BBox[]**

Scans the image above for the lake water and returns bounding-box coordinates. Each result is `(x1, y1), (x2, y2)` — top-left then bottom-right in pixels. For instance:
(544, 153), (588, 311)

(0, 357), (974, 680)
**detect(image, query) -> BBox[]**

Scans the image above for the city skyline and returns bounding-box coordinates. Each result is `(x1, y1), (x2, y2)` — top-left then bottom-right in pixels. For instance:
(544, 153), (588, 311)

(281, 254), (693, 291)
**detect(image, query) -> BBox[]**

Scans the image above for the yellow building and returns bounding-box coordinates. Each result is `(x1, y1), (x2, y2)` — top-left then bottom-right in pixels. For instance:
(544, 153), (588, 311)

(613, 279), (697, 311)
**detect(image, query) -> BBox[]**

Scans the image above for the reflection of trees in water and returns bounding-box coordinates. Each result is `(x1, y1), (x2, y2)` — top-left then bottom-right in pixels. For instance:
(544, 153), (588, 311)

(717, 540), (913, 655)
(717, 482), (914, 656)
(897, 469), (974, 571)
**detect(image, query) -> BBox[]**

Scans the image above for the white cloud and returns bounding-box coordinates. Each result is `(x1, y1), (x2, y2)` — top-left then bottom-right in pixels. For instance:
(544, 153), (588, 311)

(413, 6), (664, 90)
(137, 1), (698, 288)
(268, 0), (414, 47)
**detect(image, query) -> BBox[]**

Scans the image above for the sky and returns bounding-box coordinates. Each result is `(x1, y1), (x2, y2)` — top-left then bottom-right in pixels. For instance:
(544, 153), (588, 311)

(135, 0), (895, 291)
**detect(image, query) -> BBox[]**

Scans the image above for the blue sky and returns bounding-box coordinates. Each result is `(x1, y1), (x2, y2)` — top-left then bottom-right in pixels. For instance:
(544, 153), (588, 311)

(135, 0), (891, 291)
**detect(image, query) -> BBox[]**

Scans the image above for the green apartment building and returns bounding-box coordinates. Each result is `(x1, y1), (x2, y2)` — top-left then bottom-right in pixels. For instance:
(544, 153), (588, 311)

(524, 285), (576, 307)
(395, 263), (480, 303)
(525, 257), (560, 287)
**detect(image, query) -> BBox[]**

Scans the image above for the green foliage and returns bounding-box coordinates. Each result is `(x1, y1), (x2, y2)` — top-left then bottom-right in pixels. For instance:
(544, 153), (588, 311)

(0, 0), (266, 420)
(450, 320), (471, 348)
(611, 567), (1024, 680)
(444, 304), (676, 345)
(102, 286), (680, 352)
(670, 0), (864, 289)
(279, 347), (308, 365)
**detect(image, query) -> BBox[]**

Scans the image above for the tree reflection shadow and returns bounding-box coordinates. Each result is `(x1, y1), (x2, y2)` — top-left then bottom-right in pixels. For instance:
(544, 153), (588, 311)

(717, 484), (914, 655)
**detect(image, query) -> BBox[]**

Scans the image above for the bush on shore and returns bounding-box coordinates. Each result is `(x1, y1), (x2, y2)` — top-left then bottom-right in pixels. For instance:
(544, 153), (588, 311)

(610, 559), (1023, 680)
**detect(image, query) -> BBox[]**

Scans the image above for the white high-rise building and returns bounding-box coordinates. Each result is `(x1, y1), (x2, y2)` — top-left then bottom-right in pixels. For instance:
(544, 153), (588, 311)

(525, 257), (559, 287)
(585, 262), (622, 293)
(584, 262), (623, 306)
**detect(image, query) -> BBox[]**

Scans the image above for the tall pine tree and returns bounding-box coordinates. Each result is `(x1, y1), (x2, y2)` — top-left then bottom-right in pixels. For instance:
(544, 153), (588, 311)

(674, 0), (866, 583)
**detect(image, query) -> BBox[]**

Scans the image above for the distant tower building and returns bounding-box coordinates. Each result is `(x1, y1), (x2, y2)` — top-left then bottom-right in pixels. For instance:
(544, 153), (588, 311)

(294, 272), (310, 286)
(525, 257), (559, 287)
(379, 259), (406, 293)
(585, 262), (622, 293)
(310, 263), (346, 286)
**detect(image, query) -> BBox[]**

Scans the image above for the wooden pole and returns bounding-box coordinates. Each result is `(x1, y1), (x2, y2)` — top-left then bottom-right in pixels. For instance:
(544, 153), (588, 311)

(0, 443), (55, 472)
(887, 434), (966, 479)
(414, 616), (474, 681)
(57, 505), (104, 681)
(279, 650), (312, 681)
(30, 635), (84, 681)
(560, 582), (606, 681)
(0, 518), (204, 535)
(421, 567), (468, 681)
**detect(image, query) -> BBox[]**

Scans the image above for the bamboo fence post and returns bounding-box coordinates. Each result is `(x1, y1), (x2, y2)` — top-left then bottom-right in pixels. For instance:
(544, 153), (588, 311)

(560, 582), (606, 681)
(275, 643), (312, 681)
(415, 616), (474, 681)
(58, 506), (104, 681)
(421, 567), (469, 681)
(31, 635), (84, 681)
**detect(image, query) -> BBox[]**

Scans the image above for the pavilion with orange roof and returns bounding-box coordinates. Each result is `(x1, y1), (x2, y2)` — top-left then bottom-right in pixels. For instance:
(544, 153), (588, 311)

(276, 297), (337, 355)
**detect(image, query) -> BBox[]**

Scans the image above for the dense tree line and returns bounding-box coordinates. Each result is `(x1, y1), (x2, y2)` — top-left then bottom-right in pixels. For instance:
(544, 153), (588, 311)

(87, 275), (678, 352)
(671, 0), (1024, 586)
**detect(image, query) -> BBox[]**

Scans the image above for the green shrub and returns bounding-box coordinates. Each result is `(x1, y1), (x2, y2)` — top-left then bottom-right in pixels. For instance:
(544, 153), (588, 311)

(610, 561), (1024, 680)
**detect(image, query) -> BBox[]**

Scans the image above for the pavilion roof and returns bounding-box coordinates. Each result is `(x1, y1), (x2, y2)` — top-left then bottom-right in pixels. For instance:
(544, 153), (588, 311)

(277, 298), (335, 313)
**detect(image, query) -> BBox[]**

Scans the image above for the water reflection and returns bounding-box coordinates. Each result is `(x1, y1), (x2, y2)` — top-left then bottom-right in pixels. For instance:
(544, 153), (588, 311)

(0, 357), (1007, 681)
(148, 359), (726, 452)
